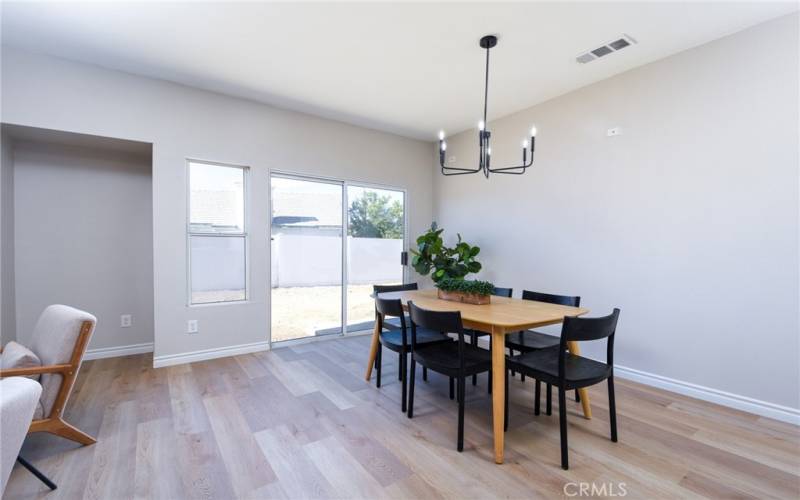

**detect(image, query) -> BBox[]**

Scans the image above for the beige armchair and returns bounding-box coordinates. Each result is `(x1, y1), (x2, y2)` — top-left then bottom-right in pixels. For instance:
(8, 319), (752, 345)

(1, 377), (43, 494)
(0, 305), (97, 446)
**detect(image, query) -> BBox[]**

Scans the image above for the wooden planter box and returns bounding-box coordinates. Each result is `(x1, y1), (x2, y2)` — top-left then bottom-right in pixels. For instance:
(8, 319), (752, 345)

(437, 288), (491, 305)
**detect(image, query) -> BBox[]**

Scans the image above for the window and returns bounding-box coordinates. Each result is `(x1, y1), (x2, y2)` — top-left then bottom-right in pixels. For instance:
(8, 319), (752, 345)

(188, 161), (247, 304)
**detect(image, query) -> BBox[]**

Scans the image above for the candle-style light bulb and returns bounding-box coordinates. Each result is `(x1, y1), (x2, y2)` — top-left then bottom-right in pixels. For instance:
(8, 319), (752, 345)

(530, 125), (537, 137)
(438, 130), (445, 141)
(479, 120), (485, 131)
(487, 147), (491, 155)
(522, 140), (528, 148)
(441, 141), (447, 151)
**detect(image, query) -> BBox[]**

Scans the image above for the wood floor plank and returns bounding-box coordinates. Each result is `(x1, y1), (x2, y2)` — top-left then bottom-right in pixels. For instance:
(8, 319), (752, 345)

(134, 418), (183, 500)
(203, 394), (277, 497)
(83, 400), (139, 500)
(254, 424), (335, 499)
(303, 435), (387, 499)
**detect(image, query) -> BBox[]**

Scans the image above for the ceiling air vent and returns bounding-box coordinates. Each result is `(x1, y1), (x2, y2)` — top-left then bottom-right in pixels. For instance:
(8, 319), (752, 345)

(576, 34), (637, 64)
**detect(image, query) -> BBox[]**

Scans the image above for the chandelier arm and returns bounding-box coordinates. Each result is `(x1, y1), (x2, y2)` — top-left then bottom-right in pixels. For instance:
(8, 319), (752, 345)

(440, 162), (482, 173)
(489, 155), (533, 174)
(441, 168), (484, 176)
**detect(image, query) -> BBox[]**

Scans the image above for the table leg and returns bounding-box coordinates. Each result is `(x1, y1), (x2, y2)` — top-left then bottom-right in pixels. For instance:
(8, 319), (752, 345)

(364, 320), (382, 381)
(566, 340), (592, 419)
(491, 327), (506, 464)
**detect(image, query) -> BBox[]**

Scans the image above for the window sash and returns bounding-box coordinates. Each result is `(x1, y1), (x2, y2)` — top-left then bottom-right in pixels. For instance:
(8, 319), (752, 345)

(187, 160), (249, 305)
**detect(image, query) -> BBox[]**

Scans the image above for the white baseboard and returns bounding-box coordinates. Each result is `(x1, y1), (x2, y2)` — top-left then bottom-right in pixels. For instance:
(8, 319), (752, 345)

(153, 340), (270, 368)
(614, 364), (800, 425)
(84, 342), (153, 360)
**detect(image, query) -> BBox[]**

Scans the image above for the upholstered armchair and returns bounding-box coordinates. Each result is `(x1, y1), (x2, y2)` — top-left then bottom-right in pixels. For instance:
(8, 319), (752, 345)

(0, 305), (97, 446)
(1, 377), (43, 494)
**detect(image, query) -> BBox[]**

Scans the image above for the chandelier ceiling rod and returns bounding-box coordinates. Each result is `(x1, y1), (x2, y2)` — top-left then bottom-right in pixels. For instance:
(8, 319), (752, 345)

(439, 35), (538, 178)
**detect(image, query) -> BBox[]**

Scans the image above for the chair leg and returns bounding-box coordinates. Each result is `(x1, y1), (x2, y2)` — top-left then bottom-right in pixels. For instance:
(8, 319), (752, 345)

(559, 387), (569, 470)
(471, 334), (478, 386)
(16, 456), (57, 490)
(398, 352), (403, 381)
(608, 376), (618, 442)
(376, 345), (382, 388)
(423, 366), (428, 382)
(457, 377), (465, 452)
(400, 352), (407, 413)
(534, 380), (541, 416)
(575, 390), (580, 402)
(504, 368), (509, 432)
(546, 384), (552, 416)
(407, 357), (416, 418)
(33, 418), (96, 446)
(510, 349), (515, 377)
(449, 376), (454, 400)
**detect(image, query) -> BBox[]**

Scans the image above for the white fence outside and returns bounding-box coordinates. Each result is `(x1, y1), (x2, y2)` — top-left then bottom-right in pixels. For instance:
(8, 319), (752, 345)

(270, 234), (403, 288)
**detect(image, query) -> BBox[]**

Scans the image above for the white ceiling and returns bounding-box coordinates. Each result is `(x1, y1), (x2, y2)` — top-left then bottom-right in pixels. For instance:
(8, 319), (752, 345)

(1, 2), (796, 140)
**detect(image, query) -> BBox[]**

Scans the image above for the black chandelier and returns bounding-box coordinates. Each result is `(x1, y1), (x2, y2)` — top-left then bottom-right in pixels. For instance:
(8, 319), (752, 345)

(439, 35), (537, 178)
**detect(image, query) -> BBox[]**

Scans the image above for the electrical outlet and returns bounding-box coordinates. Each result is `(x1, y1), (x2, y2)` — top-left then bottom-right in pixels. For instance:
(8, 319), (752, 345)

(120, 314), (132, 328)
(187, 320), (199, 334)
(607, 127), (622, 137)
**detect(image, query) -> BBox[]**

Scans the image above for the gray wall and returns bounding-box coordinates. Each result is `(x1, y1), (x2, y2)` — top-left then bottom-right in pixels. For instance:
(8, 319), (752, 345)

(12, 141), (154, 351)
(435, 14), (799, 410)
(1, 46), (434, 361)
(0, 131), (15, 344)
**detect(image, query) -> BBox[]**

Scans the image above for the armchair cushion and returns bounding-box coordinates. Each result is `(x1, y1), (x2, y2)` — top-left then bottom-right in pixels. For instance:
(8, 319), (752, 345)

(28, 305), (96, 420)
(0, 342), (42, 380)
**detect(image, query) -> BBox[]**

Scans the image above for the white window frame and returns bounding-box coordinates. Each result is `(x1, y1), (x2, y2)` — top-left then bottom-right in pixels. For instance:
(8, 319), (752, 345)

(187, 159), (250, 306)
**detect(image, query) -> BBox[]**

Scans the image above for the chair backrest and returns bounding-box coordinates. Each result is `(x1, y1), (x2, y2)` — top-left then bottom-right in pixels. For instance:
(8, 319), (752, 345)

(28, 305), (96, 419)
(559, 308), (621, 373)
(1, 377), (42, 494)
(522, 290), (580, 307)
(373, 282), (418, 294)
(408, 301), (468, 372)
(375, 297), (404, 318)
(375, 297), (408, 345)
(492, 286), (513, 298)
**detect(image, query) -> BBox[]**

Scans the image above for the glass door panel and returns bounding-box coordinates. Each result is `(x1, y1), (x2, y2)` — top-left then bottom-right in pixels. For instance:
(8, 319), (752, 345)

(271, 175), (343, 342)
(345, 185), (405, 333)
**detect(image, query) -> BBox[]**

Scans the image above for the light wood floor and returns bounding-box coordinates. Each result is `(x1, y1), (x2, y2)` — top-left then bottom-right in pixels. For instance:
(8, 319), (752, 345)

(5, 335), (799, 499)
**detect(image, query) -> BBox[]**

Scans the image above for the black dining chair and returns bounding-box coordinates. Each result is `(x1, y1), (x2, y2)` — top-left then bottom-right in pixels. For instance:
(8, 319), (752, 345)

(505, 308), (620, 470)
(374, 283), (421, 380)
(465, 287), (512, 390)
(374, 297), (452, 412)
(406, 301), (492, 452)
(506, 290), (582, 411)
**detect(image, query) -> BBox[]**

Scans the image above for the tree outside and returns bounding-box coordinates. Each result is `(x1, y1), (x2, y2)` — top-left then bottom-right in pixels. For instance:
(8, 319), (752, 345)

(348, 191), (403, 238)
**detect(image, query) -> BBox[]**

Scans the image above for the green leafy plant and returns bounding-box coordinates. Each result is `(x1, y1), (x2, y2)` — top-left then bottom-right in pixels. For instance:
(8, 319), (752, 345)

(436, 278), (495, 296)
(410, 222), (482, 283)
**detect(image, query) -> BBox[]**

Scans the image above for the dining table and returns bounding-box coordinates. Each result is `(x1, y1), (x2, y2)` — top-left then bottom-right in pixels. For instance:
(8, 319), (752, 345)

(364, 288), (590, 464)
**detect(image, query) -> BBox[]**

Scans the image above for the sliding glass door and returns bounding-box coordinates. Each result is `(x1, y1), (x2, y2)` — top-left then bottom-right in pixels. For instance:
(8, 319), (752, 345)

(270, 174), (405, 344)
(270, 176), (343, 342)
(345, 185), (405, 331)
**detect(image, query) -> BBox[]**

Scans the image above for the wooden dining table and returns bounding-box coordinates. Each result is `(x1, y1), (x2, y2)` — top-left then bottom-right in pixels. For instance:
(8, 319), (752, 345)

(364, 289), (590, 464)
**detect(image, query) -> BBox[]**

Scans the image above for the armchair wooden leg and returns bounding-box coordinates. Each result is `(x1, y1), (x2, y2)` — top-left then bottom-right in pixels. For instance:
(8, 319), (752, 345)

(31, 418), (96, 446)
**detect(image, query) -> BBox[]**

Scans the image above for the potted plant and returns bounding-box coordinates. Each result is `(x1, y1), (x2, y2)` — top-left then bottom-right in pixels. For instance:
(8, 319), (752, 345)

(436, 278), (495, 305)
(410, 223), (482, 283)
